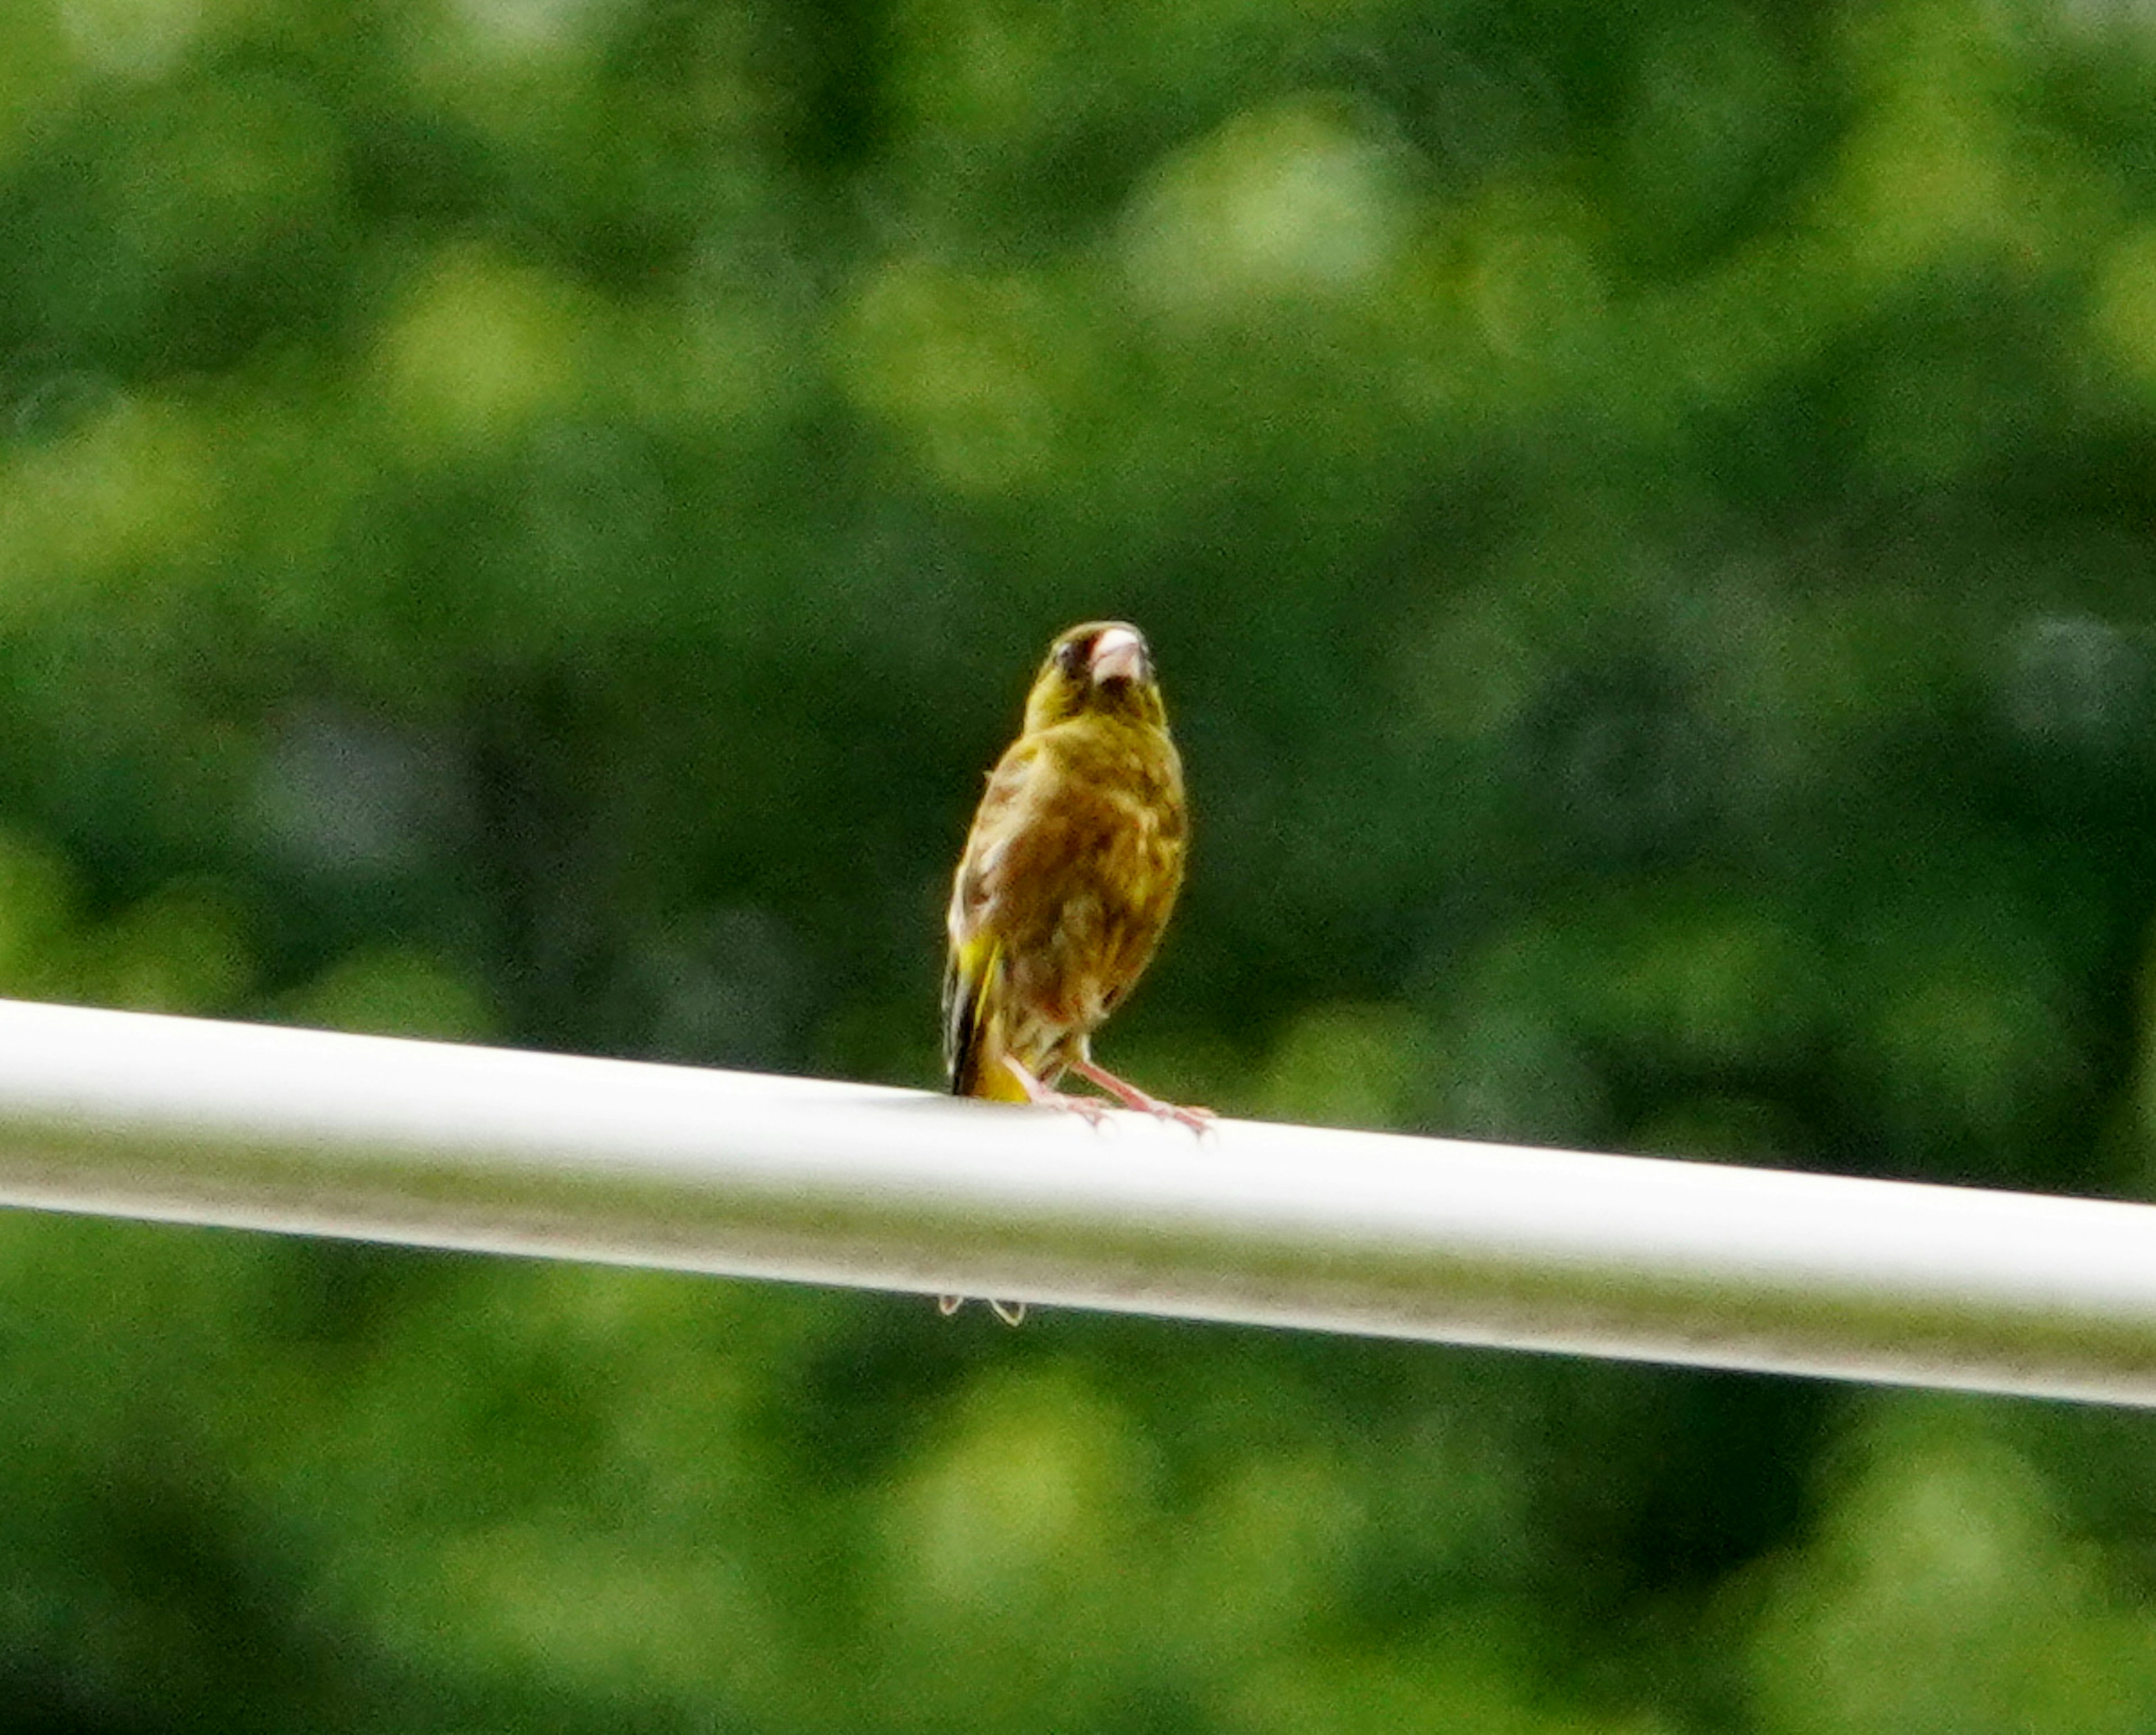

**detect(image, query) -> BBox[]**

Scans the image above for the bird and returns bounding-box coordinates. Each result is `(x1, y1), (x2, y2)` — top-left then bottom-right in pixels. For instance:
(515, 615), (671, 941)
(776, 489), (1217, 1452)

(938, 620), (1203, 1325)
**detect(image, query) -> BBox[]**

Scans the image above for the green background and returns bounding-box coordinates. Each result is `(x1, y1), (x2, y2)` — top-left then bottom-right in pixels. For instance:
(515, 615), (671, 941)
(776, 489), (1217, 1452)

(6, 0), (2156, 1727)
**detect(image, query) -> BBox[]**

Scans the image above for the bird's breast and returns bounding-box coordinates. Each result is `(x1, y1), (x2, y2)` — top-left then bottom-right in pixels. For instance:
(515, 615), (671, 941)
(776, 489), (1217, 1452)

(982, 726), (1182, 1030)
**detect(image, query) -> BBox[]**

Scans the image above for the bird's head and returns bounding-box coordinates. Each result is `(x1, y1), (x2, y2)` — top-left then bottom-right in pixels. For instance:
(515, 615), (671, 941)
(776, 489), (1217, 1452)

(1023, 621), (1168, 732)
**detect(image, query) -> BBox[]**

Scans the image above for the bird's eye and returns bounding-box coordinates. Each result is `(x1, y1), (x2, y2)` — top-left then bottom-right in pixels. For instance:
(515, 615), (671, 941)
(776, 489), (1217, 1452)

(1054, 639), (1087, 677)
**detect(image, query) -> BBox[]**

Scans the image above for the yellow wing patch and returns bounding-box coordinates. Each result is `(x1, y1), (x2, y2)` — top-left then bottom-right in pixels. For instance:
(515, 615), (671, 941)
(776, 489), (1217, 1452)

(943, 932), (1026, 1101)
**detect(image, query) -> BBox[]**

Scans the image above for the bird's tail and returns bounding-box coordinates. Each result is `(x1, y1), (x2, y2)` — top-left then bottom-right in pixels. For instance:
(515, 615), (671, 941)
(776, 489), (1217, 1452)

(944, 941), (1028, 1101)
(966, 1058), (1029, 1102)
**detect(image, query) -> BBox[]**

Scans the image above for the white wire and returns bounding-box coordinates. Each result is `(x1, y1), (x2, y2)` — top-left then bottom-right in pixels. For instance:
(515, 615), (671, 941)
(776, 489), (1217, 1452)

(0, 996), (2148, 1404)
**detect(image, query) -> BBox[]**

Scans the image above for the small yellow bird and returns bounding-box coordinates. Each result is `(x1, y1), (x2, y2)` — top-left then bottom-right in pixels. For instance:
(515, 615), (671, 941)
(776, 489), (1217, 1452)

(939, 621), (1201, 1325)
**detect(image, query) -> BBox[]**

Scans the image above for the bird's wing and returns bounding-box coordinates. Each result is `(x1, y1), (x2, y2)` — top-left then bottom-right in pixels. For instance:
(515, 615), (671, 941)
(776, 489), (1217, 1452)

(943, 738), (1047, 1097)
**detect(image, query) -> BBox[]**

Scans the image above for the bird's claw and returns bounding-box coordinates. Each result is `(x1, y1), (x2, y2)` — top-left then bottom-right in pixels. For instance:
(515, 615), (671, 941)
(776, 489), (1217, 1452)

(1068, 1059), (1213, 1134)
(1003, 1056), (1114, 1127)
(1038, 1087), (1116, 1129)
(999, 1056), (1211, 1133)
(1113, 1090), (1214, 1133)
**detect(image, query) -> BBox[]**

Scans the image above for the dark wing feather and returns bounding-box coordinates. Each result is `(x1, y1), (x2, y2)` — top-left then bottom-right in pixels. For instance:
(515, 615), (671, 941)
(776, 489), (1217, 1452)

(943, 740), (1043, 1098)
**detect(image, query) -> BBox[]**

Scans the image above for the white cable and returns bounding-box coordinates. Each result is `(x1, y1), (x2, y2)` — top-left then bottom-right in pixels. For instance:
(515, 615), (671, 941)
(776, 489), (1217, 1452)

(0, 996), (2146, 1404)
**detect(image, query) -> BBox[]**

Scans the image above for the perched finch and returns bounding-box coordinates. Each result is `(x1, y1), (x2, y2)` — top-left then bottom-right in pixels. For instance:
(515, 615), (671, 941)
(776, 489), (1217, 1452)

(938, 621), (1201, 1324)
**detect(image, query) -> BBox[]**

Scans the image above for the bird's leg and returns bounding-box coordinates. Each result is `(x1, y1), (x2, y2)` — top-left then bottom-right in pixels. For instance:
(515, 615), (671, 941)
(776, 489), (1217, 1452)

(1002, 1055), (1113, 1127)
(1068, 1057), (1214, 1132)
(938, 1295), (963, 1316)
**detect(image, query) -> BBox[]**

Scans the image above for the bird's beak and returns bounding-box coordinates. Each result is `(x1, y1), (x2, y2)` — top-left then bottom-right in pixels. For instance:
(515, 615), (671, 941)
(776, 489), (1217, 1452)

(1089, 627), (1146, 685)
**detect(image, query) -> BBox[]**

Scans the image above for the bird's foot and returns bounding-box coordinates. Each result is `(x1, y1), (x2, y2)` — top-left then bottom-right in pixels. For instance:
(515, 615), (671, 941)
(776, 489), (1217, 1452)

(1002, 1057), (1115, 1127)
(1069, 1059), (1214, 1133)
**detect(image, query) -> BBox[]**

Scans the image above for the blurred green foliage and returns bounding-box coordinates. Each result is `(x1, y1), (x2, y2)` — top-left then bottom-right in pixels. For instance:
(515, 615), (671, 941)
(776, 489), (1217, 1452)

(3, 0), (2156, 1727)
